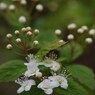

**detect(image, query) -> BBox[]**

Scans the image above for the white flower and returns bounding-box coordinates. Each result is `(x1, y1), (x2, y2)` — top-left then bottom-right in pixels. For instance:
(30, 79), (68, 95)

(67, 34), (74, 40)
(41, 60), (61, 72)
(67, 23), (77, 29)
(49, 75), (68, 89)
(0, 2), (7, 10)
(15, 77), (36, 94)
(37, 79), (59, 95)
(18, 16), (27, 23)
(89, 29), (95, 36)
(24, 54), (40, 77)
(36, 4), (44, 11)
(85, 38), (93, 44)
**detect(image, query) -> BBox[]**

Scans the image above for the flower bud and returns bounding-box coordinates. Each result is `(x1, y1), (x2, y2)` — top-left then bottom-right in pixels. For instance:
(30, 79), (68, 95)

(20, 0), (27, 5)
(6, 34), (13, 40)
(55, 29), (62, 35)
(0, 2), (7, 11)
(59, 40), (64, 44)
(36, 4), (44, 12)
(36, 72), (42, 78)
(6, 44), (13, 49)
(9, 4), (15, 11)
(27, 31), (32, 36)
(89, 29), (95, 36)
(67, 23), (77, 29)
(33, 40), (39, 45)
(85, 38), (93, 44)
(21, 27), (27, 33)
(26, 26), (32, 31)
(18, 16), (26, 23)
(14, 30), (20, 35)
(16, 38), (21, 43)
(67, 34), (74, 40)
(34, 29), (39, 35)
(77, 28), (84, 34)
(81, 25), (88, 31)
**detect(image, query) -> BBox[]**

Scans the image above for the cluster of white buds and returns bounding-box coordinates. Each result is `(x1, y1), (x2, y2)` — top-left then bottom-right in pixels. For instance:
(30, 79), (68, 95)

(35, 4), (44, 12)
(18, 16), (27, 23)
(20, 0), (27, 5)
(77, 25), (88, 34)
(6, 27), (40, 53)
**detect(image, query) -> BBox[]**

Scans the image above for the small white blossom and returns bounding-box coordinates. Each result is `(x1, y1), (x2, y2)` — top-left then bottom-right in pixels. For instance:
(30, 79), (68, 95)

(49, 75), (68, 89)
(37, 79), (59, 95)
(85, 38), (93, 44)
(24, 54), (40, 77)
(77, 28), (84, 34)
(55, 29), (62, 35)
(9, 4), (15, 11)
(18, 16), (27, 23)
(89, 29), (95, 36)
(0, 2), (7, 10)
(15, 77), (36, 94)
(81, 25), (88, 31)
(67, 34), (74, 40)
(67, 23), (77, 29)
(36, 4), (44, 11)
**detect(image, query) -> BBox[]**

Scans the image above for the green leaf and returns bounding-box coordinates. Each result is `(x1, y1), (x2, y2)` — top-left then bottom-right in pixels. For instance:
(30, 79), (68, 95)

(60, 42), (83, 62)
(0, 60), (26, 82)
(19, 86), (46, 95)
(67, 64), (95, 90)
(54, 79), (89, 95)
(37, 40), (67, 59)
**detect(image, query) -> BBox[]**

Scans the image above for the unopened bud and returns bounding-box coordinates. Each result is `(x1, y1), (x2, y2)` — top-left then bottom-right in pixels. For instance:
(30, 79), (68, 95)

(85, 38), (93, 44)
(55, 29), (62, 35)
(27, 31), (32, 36)
(16, 38), (21, 43)
(26, 26), (32, 31)
(67, 23), (77, 29)
(21, 27), (27, 33)
(33, 40), (39, 45)
(77, 28), (84, 34)
(6, 34), (13, 40)
(36, 72), (42, 78)
(6, 44), (13, 49)
(9, 4), (15, 11)
(36, 4), (44, 12)
(14, 30), (20, 35)
(34, 29), (39, 35)
(67, 34), (74, 40)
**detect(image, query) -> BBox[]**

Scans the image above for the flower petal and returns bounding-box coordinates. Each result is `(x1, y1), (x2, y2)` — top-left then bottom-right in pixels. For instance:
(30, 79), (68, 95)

(17, 86), (24, 94)
(44, 88), (53, 95)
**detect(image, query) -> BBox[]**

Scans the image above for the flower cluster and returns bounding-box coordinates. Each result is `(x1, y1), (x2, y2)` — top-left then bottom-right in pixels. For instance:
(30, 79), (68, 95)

(15, 54), (68, 95)
(67, 23), (95, 44)
(0, 1), (44, 24)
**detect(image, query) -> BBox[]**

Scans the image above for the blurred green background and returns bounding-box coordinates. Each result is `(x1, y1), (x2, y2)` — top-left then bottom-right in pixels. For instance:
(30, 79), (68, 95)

(0, 0), (95, 95)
